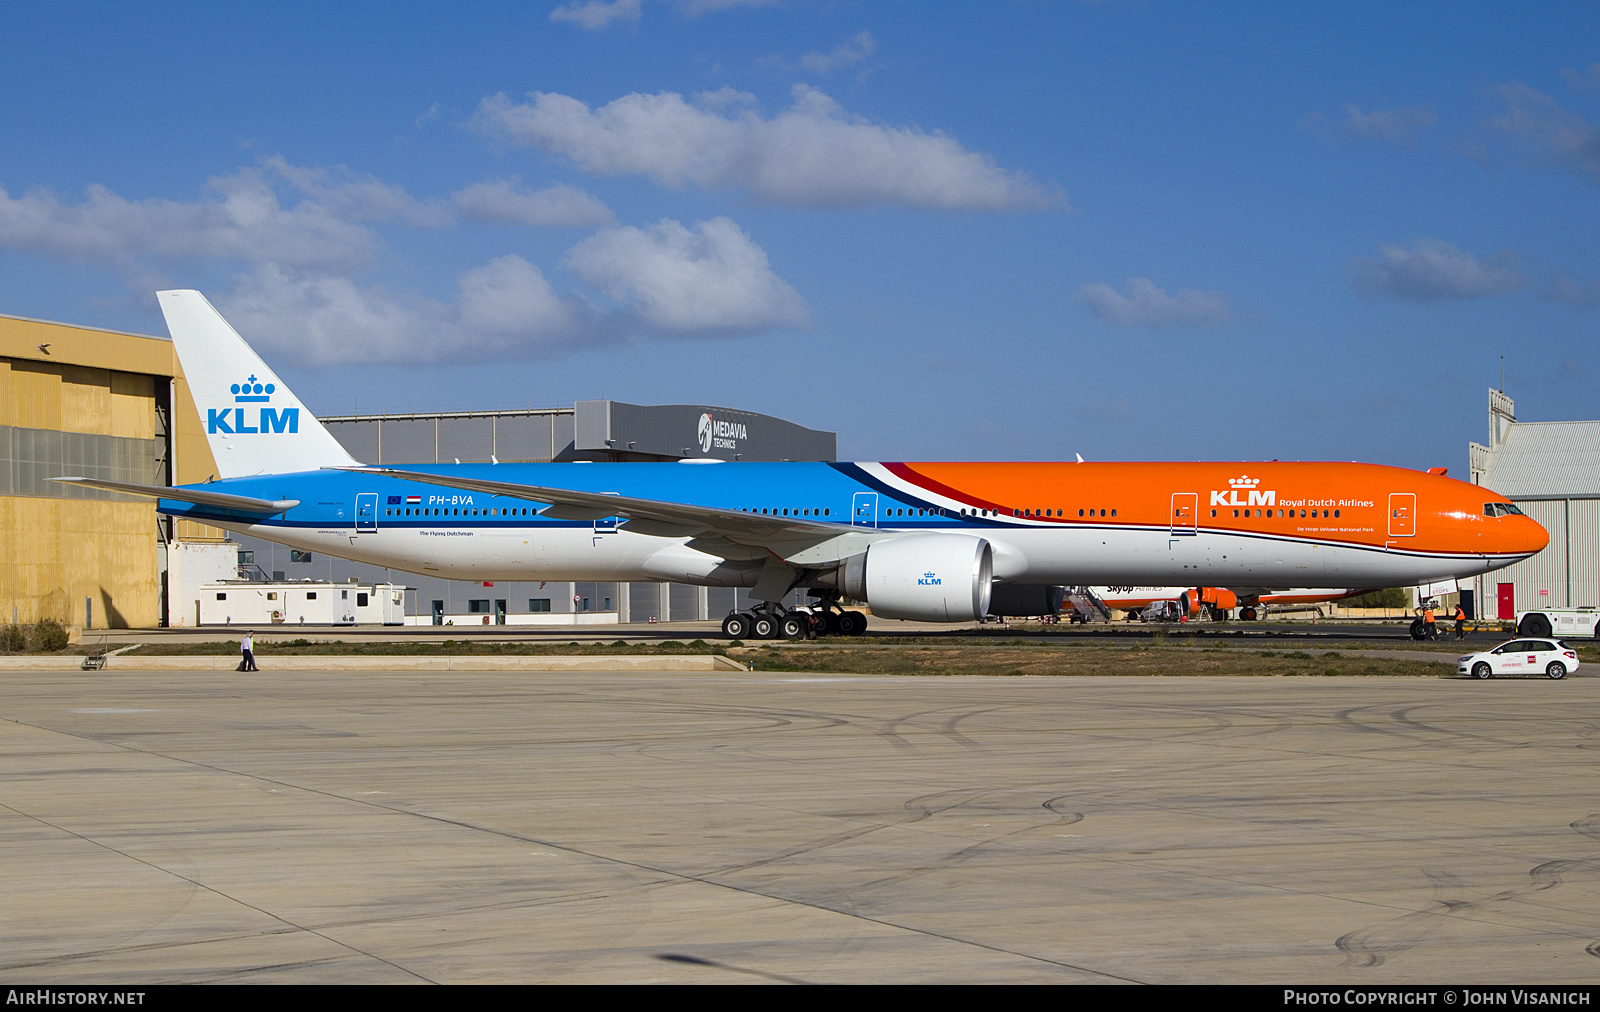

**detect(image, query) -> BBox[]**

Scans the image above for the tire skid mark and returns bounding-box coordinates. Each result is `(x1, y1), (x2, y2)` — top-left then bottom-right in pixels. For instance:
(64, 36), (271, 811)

(701, 787), (997, 880)
(1388, 705), (1525, 749)
(1335, 868), (1476, 968)
(939, 708), (998, 752)
(7, 716), (1140, 982)
(849, 792), (1086, 895)
(1335, 814), (1600, 967)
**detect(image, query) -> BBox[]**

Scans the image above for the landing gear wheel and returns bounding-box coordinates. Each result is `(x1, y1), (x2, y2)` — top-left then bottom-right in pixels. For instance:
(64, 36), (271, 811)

(1410, 619), (1427, 641)
(1472, 662), (1493, 680)
(780, 614), (806, 639)
(847, 610), (867, 636)
(722, 613), (751, 639)
(751, 614), (779, 640)
(1547, 661), (1567, 680)
(835, 611), (863, 636)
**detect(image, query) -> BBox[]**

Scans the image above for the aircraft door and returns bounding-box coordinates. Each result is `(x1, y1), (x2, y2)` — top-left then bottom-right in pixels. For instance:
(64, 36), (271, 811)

(1170, 493), (1198, 536)
(852, 492), (878, 528)
(1388, 493), (1416, 537)
(355, 493), (378, 532)
(593, 492), (620, 541)
(1497, 582), (1515, 620)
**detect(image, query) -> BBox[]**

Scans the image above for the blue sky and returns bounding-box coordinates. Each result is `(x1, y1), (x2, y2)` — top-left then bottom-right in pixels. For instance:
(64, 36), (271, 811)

(2, 1), (1597, 468)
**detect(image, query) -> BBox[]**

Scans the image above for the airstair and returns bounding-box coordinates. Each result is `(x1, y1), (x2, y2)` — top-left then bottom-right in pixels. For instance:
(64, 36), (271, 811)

(1062, 586), (1113, 623)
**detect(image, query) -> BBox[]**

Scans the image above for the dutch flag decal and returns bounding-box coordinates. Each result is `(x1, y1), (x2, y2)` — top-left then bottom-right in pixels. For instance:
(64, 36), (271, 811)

(406, 496), (422, 504)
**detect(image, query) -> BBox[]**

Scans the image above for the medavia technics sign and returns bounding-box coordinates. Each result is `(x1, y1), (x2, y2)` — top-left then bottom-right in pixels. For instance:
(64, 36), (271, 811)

(575, 400), (835, 462)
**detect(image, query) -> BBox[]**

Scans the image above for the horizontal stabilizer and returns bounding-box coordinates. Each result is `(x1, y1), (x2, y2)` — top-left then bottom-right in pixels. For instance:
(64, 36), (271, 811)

(50, 477), (299, 514)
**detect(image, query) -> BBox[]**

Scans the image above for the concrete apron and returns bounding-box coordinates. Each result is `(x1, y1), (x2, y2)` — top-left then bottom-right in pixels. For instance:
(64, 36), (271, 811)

(0, 654), (750, 672)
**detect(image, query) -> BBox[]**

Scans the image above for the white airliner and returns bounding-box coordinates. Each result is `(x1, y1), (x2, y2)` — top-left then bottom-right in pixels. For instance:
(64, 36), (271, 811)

(1090, 586), (1370, 620)
(53, 291), (1546, 639)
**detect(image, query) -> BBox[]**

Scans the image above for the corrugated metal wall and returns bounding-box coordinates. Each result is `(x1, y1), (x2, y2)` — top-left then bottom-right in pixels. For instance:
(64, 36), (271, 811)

(1572, 500), (1600, 609)
(1474, 498), (1600, 615)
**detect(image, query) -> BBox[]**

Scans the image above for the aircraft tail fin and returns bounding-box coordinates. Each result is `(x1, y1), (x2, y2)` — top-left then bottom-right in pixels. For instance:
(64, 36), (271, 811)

(157, 290), (359, 477)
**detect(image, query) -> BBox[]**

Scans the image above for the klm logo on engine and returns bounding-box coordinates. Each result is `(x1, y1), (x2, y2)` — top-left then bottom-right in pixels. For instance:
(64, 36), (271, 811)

(1210, 474), (1275, 507)
(918, 571), (942, 586)
(207, 375), (299, 435)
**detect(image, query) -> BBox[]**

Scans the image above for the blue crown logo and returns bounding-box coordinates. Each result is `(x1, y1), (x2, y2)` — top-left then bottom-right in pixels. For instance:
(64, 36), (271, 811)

(231, 375), (275, 403)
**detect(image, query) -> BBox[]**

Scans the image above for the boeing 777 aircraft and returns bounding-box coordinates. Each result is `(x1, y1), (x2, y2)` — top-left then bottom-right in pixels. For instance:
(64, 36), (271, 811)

(54, 291), (1547, 639)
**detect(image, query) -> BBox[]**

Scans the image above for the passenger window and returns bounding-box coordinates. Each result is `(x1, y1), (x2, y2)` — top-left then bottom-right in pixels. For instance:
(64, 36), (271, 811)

(1334, 510), (1340, 517)
(1233, 510), (1239, 517)
(1079, 509), (1085, 517)
(1110, 509), (1117, 517)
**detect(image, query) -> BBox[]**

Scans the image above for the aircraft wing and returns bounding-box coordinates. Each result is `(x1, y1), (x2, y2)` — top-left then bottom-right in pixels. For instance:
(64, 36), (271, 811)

(50, 477), (299, 514)
(340, 466), (840, 541)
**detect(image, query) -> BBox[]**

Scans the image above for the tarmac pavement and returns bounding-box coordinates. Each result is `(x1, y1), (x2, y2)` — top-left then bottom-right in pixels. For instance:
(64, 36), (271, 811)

(1, 669), (1597, 983)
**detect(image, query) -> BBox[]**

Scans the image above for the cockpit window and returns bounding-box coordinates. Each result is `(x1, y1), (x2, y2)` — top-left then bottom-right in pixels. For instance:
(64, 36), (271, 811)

(1484, 502), (1526, 517)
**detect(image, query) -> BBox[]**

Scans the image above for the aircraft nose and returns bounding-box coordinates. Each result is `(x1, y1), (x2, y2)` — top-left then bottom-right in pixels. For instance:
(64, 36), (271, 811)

(1517, 514), (1550, 556)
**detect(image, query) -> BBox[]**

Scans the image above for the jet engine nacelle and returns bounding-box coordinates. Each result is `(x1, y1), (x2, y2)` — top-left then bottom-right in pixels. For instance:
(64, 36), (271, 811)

(1178, 587), (1238, 614)
(838, 534), (993, 622)
(987, 584), (1065, 618)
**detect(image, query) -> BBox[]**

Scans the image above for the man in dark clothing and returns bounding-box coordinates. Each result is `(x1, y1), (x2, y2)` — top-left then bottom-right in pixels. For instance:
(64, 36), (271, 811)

(241, 631), (258, 671)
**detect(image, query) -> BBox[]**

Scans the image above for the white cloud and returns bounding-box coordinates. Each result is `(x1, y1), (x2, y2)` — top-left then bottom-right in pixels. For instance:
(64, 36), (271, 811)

(566, 216), (809, 333)
(1340, 104), (1435, 143)
(800, 31), (877, 74)
(549, 0), (771, 30)
(1346, 239), (1525, 302)
(1489, 83), (1600, 184)
(1078, 278), (1233, 328)
(257, 156), (448, 226)
(217, 258), (608, 367)
(0, 158), (808, 365)
(452, 179), (614, 227)
(1549, 275), (1600, 309)
(550, 0), (642, 30)
(474, 85), (1063, 211)
(0, 168), (379, 272)
(1559, 63), (1600, 91)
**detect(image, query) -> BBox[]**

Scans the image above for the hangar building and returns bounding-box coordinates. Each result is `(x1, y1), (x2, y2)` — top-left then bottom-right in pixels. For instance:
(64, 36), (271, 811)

(0, 312), (224, 628)
(1469, 389), (1600, 619)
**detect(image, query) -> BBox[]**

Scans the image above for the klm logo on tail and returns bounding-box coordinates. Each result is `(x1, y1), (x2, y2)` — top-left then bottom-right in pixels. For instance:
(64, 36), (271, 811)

(207, 375), (299, 435)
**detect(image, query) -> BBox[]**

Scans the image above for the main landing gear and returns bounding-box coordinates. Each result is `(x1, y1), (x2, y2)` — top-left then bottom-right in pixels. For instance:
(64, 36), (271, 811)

(721, 597), (869, 640)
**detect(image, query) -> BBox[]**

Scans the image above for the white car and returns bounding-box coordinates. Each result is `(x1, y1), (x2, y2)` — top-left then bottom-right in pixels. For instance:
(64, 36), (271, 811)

(1458, 638), (1579, 680)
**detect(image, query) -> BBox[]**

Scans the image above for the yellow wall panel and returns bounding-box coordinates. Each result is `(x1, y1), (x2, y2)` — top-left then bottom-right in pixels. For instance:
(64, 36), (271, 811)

(5, 359), (62, 430)
(0, 314), (174, 378)
(171, 374), (218, 484)
(110, 371), (155, 439)
(59, 364), (113, 435)
(0, 496), (157, 628)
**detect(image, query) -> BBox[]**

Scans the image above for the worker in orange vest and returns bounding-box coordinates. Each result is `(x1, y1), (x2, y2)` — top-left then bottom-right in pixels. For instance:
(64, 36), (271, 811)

(1454, 603), (1467, 640)
(1422, 605), (1437, 640)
